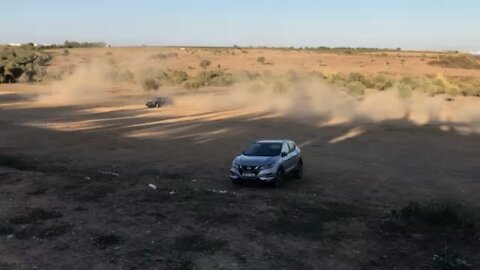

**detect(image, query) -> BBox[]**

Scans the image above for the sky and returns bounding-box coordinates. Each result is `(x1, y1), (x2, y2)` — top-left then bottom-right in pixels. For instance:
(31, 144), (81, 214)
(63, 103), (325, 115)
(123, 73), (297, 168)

(1, 0), (479, 51)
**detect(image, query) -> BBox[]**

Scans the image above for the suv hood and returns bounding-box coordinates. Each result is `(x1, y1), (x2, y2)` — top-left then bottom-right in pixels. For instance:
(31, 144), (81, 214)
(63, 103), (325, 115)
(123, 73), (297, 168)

(235, 155), (278, 166)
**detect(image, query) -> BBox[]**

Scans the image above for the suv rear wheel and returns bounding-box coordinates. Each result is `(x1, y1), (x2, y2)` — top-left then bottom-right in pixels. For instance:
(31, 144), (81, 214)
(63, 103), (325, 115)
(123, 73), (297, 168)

(293, 160), (303, 179)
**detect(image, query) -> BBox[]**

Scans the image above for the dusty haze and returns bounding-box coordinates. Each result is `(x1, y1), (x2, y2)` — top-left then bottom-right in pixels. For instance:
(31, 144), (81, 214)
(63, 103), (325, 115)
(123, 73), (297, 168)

(36, 57), (480, 135)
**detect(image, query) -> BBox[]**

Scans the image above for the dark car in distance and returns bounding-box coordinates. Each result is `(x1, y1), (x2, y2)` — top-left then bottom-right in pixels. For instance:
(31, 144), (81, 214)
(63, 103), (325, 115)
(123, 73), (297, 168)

(146, 97), (173, 108)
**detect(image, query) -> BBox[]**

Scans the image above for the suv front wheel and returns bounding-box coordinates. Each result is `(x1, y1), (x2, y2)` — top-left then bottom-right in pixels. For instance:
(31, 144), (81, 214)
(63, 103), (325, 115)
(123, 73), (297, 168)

(274, 169), (285, 188)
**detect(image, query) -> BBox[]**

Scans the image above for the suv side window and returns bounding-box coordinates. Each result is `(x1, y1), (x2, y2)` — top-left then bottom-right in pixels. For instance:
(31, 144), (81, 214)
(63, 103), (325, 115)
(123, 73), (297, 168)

(287, 142), (296, 153)
(281, 143), (289, 154)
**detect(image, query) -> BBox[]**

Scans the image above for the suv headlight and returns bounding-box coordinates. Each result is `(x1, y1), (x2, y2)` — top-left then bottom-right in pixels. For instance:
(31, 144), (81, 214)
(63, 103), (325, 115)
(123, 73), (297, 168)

(232, 162), (240, 169)
(259, 163), (274, 170)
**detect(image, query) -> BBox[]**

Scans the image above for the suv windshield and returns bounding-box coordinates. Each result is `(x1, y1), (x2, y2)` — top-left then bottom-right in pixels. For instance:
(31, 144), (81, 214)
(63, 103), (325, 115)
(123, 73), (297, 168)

(243, 142), (282, 157)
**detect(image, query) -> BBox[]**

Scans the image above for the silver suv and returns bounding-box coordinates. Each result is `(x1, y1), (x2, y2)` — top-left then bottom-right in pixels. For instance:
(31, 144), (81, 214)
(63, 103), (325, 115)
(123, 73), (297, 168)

(230, 140), (303, 187)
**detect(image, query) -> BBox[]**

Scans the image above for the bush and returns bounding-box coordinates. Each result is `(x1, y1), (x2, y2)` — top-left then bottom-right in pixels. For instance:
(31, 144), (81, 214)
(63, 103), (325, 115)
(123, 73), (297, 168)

(398, 83), (413, 99)
(399, 76), (419, 89)
(63, 49), (69, 56)
(328, 73), (347, 87)
(257, 56), (266, 64)
(168, 70), (188, 85)
(183, 71), (233, 89)
(348, 72), (367, 84)
(394, 201), (475, 228)
(446, 85), (460, 97)
(346, 81), (366, 95)
(0, 46), (51, 83)
(142, 78), (160, 91)
(429, 54), (480, 69)
(199, 59), (211, 69)
(209, 72), (234, 86)
(457, 81), (480, 97)
(425, 83), (445, 96)
(184, 80), (203, 90)
(367, 74), (394, 90)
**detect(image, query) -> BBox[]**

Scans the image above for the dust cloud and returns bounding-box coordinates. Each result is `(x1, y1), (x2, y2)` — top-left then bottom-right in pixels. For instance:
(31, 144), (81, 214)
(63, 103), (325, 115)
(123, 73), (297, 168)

(36, 60), (480, 134)
(172, 78), (480, 134)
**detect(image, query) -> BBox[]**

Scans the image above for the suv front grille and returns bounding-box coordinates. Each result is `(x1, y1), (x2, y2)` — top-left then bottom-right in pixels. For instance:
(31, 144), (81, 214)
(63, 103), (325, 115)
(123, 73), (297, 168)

(240, 165), (260, 173)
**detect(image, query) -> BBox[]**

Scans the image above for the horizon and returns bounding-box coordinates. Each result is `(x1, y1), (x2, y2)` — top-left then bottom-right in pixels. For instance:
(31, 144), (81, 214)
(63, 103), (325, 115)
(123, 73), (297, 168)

(1, 0), (479, 51)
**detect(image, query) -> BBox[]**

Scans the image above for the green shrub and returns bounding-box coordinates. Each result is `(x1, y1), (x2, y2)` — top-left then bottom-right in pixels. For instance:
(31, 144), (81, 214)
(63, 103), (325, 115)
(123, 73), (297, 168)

(425, 83), (444, 96)
(184, 80), (203, 90)
(0, 46), (51, 83)
(257, 56), (266, 64)
(399, 76), (419, 89)
(398, 83), (413, 99)
(328, 73), (347, 87)
(209, 72), (234, 86)
(367, 74), (394, 90)
(446, 85), (460, 97)
(168, 70), (188, 85)
(394, 201), (475, 228)
(199, 59), (211, 69)
(458, 82), (480, 97)
(142, 78), (160, 91)
(348, 72), (367, 84)
(346, 81), (366, 95)
(183, 71), (233, 89)
(429, 54), (480, 69)
(149, 53), (177, 60)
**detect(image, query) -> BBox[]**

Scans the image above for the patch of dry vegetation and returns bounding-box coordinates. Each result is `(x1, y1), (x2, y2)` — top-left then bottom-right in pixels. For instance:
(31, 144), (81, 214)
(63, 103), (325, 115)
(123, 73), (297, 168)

(0, 45), (51, 83)
(429, 54), (480, 69)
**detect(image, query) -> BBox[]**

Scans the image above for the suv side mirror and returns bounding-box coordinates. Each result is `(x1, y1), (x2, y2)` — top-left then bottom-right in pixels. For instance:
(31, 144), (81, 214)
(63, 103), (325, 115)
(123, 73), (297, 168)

(281, 152), (287, 157)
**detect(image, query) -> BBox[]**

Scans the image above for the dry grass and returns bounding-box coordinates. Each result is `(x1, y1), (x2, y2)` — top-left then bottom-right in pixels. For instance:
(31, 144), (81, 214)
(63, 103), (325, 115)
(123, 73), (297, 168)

(429, 54), (480, 69)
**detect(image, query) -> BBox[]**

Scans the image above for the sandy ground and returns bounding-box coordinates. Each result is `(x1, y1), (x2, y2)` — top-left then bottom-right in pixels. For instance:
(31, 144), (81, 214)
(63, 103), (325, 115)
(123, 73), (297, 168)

(0, 48), (479, 269)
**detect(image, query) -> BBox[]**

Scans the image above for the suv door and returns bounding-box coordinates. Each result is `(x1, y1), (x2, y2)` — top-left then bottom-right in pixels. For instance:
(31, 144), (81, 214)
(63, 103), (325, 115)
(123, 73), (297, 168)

(287, 141), (300, 169)
(280, 142), (293, 173)
(280, 143), (292, 171)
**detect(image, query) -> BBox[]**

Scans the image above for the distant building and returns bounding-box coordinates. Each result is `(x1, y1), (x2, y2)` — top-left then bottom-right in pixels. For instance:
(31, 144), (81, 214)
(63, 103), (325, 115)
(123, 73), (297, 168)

(471, 51), (480, 56)
(8, 43), (22, 47)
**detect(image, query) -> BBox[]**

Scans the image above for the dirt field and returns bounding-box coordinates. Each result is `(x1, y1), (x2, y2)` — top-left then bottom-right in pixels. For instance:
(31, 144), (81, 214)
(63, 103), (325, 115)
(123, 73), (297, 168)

(46, 47), (480, 78)
(0, 47), (479, 270)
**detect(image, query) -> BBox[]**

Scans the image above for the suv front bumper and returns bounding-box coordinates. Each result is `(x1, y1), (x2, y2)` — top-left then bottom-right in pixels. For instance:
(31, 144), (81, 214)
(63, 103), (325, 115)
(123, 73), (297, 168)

(230, 167), (276, 182)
